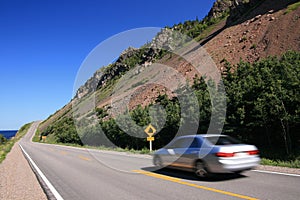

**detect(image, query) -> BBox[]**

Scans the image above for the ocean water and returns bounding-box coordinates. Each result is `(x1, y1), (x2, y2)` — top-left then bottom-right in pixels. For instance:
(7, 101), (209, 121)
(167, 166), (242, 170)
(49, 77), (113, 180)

(0, 130), (18, 139)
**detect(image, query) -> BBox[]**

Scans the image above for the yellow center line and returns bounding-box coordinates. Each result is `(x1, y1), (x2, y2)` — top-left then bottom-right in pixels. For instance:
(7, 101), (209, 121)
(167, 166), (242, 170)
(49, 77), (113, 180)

(78, 155), (91, 161)
(48, 148), (55, 152)
(132, 170), (181, 182)
(133, 170), (259, 200)
(60, 151), (68, 155)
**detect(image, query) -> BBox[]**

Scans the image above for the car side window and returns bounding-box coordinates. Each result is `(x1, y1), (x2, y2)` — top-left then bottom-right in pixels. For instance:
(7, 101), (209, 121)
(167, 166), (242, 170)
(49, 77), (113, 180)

(169, 137), (201, 148)
(188, 138), (200, 148)
(169, 138), (185, 148)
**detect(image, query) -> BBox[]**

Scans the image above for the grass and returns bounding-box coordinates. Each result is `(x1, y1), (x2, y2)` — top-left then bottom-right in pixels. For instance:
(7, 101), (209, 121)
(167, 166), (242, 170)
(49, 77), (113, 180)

(33, 127), (57, 144)
(0, 122), (32, 163)
(194, 18), (227, 42)
(85, 145), (151, 154)
(250, 43), (257, 50)
(284, 1), (300, 15)
(96, 77), (118, 103)
(131, 79), (148, 89)
(259, 147), (300, 168)
(261, 158), (300, 168)
(32, 128), (41, 142)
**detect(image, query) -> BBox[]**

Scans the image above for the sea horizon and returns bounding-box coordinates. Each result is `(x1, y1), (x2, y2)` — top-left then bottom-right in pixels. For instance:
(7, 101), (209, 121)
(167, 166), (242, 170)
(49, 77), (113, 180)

(0, 130), (18, 139)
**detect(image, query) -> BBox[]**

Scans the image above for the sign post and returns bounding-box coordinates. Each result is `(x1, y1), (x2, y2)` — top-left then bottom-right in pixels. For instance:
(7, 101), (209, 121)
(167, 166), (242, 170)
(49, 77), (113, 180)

(144, 124), (156, 152)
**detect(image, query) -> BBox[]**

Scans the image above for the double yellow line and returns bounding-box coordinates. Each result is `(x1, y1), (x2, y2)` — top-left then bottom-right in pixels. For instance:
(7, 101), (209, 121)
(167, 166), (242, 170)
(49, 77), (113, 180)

(133, 170), (258, 200)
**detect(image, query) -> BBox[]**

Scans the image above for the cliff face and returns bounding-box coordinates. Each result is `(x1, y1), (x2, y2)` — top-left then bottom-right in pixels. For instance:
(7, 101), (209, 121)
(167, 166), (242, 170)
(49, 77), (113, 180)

(207, 0), (262, 23)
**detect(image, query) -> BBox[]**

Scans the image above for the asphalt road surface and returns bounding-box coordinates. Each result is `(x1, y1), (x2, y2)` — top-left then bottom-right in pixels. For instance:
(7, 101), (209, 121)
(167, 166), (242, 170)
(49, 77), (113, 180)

(19, 122), (300, 200)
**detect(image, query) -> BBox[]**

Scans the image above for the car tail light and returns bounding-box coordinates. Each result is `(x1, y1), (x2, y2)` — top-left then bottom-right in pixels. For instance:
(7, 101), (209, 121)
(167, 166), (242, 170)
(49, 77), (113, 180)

(248, 150), (259, 155)
(216, 152), (235, 157)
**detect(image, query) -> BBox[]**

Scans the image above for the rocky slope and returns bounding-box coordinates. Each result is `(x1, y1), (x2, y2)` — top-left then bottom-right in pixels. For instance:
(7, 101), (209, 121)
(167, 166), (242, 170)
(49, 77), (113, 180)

(204, 0), (300, 70)
(39, 0), (300, 135)
(123, 0), (300, 112)
(74, 47), (160, 99)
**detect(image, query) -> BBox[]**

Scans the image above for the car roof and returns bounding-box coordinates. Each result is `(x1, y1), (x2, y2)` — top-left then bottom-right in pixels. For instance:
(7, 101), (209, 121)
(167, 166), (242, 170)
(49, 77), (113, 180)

(176, 134), (227, 139)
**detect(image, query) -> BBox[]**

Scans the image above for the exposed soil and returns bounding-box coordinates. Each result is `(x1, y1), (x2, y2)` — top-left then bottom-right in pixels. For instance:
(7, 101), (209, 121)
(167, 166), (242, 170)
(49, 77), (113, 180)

(205, 0), (300, 70)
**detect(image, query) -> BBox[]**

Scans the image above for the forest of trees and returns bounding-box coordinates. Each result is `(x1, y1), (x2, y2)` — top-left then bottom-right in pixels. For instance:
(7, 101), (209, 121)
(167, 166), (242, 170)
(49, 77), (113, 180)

(41, 51), (300, 159)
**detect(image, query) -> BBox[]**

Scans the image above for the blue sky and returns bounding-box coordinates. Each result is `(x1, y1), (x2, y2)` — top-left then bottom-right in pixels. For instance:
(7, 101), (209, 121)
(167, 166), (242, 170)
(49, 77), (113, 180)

(0, 0), (215, 130)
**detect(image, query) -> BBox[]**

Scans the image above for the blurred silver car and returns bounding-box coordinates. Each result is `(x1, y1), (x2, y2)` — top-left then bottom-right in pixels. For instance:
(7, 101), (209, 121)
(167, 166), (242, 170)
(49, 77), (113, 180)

(153, 134), (260, 177)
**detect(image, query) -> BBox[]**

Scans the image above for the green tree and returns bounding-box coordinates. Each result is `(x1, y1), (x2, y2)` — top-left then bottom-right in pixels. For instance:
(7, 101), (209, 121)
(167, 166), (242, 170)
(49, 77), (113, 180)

(0, 134), (7, 145)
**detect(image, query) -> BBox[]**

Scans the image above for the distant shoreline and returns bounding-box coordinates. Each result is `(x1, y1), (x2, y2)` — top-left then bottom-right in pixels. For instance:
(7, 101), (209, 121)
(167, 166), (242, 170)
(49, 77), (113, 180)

(0, 130), (18, 139)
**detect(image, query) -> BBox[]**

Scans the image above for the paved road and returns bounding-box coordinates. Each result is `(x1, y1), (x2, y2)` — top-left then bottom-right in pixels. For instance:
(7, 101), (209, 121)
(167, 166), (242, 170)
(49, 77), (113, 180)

(20, 122), (300, 200)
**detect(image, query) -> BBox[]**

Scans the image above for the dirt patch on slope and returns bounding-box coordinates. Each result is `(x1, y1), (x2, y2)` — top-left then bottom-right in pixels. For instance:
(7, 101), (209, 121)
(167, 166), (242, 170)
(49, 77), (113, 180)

(204, 0), (300, 70)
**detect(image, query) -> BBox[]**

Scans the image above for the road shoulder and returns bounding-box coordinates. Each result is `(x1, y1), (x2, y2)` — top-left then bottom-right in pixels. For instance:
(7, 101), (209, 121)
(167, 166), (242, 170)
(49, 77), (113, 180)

(255, 165), (300, 175)
(0, 141), (47, 200)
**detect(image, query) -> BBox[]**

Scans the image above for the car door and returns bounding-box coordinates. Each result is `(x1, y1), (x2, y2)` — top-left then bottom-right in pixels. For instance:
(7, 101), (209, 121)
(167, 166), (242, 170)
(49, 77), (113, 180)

(168, 137), (200, 169)
(176, 137), (202, 169)
(164, 138), (186, 167)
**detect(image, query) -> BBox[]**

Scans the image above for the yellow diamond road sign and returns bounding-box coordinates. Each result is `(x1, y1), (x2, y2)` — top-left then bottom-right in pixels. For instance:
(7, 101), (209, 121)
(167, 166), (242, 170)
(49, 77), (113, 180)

(144, 124), (156, 136)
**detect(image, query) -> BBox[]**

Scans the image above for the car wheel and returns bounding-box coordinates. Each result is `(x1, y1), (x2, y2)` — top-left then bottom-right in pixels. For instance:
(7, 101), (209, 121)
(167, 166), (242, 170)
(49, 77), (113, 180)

(153, 156), (163, 168)
(195, 160), (209, 178)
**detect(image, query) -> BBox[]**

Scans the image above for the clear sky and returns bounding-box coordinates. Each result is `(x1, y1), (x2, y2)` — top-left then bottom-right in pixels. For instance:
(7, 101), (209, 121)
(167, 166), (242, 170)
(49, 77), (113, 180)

(0, 0), (215, 130)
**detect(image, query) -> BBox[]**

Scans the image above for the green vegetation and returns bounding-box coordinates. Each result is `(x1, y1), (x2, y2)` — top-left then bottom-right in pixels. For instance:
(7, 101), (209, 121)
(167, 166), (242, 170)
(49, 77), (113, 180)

(32, 128), (41, 142)
(40, 117), (82, 145)
(96, 77), (117, 103)
(284, 1), (300, 14)
(250, 43), (257, 50)
(223, 51), (300, 156)
(261, 158), (300, 168)
(194, 18), (227, 42)
(0, 123), (32, 163)
(38, 3), (231, 143)
(239, 36), (247, 43)
(0, 134), (7, 144)
(169, 10), (229, 40)
(93, 47), (167, 103)
(38, 51), (300, 168)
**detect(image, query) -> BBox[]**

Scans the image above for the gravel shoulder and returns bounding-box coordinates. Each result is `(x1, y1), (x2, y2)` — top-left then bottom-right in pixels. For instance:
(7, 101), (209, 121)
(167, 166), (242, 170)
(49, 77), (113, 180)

(256, 164), (300, 175)
(0, 141), (47, 200)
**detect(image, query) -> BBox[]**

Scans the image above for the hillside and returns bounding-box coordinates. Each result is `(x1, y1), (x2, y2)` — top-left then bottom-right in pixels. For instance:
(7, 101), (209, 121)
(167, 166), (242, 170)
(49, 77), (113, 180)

(205, 0), (300, 69)
(37, 0), (300, 158)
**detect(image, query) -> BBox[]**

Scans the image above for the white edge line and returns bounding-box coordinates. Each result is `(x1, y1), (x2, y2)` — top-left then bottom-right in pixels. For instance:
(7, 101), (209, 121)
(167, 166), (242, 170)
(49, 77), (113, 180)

(252, 169), (300, 177)
(19, 144), (64, 200)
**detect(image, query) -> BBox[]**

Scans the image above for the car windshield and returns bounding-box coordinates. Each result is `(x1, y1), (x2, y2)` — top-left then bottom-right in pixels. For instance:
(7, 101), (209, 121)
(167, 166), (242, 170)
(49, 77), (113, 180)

(205, 136), (241, 145)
